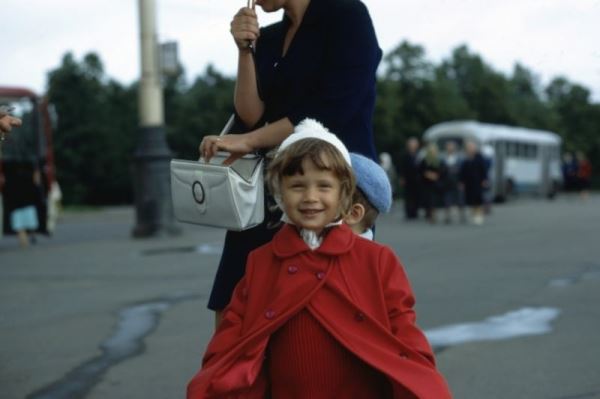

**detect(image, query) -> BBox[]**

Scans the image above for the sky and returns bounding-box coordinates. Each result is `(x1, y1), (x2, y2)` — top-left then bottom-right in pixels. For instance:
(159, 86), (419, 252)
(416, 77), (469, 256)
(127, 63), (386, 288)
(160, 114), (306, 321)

(3, 0), (600, 102)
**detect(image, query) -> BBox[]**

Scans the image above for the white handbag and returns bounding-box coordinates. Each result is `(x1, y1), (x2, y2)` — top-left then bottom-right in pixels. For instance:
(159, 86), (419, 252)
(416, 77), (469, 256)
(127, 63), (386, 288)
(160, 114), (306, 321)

(170, 116), (265, 231)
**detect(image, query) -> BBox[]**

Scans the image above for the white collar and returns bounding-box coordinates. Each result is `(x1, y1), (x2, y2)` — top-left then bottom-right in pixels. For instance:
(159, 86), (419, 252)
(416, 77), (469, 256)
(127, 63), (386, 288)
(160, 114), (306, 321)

(359, 228), (374, 241)
(281, 209), (344, 250)
(286, 218), (343, 250)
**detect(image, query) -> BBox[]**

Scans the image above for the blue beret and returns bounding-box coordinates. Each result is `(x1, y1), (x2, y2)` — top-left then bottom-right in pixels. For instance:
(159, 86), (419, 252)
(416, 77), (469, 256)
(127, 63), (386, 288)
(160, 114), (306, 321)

(350, 153), (392, 213)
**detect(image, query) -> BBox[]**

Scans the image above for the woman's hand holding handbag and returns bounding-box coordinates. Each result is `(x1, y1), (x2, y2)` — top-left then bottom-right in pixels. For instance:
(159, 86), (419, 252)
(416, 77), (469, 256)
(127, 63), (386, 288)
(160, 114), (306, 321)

(170, 115), (265, 231)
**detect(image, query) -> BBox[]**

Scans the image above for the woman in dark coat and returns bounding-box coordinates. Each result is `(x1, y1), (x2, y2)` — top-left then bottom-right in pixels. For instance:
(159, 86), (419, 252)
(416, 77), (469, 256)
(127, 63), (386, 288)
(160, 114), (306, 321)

(198, 0), (382, 320)
(419, 143), (445, 224)
(459, 141), (489, 225)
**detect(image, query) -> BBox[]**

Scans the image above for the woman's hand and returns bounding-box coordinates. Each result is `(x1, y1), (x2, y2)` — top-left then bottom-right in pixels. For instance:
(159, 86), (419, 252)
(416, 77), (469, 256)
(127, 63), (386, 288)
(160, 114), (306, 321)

(199, 134), (255, 165)
(230, 6), (259, 51)
(0, 114), (22, 136)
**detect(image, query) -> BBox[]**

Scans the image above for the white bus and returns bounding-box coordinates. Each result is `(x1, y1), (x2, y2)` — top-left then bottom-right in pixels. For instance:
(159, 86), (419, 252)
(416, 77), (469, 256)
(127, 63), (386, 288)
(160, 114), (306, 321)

(423, 120), (563, 201)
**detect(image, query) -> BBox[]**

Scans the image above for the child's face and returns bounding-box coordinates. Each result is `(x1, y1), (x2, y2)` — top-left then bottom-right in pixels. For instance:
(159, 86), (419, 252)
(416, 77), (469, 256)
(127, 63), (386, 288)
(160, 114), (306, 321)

(280, 158), (342, 234)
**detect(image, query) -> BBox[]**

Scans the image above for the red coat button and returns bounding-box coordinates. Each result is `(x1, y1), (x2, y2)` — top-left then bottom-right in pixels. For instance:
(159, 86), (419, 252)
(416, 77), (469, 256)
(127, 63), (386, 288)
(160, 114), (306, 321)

(288, 265), (298, 274)
(399, 352), (409, 359)
(354, 312), (365, 322)
(316, 271), (325, 280)
(265, 309), (276, 320)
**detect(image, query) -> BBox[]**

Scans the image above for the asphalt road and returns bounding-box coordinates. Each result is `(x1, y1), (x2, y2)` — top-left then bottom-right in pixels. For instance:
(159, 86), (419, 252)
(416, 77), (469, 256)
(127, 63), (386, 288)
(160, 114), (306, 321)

(1, 194), (599, 399)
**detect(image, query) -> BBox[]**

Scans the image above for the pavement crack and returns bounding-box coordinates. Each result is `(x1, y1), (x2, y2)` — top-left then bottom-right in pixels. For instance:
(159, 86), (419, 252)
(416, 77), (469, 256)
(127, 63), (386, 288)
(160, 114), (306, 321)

(26, 292), (202, 399)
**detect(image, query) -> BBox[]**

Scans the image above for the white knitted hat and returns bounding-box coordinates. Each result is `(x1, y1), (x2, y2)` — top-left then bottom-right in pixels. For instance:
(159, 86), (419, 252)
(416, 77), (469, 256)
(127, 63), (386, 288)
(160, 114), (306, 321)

(277, 118), (351, 166)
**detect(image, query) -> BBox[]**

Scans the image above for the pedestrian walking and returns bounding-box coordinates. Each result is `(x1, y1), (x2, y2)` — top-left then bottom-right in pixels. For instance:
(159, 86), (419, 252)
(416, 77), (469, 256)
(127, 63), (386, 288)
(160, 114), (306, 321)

(187, 121), (452, 399)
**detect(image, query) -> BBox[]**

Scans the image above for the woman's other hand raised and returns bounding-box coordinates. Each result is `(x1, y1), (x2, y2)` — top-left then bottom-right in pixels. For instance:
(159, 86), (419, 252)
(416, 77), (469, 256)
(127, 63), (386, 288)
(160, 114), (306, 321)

(230, 6), (259, 51)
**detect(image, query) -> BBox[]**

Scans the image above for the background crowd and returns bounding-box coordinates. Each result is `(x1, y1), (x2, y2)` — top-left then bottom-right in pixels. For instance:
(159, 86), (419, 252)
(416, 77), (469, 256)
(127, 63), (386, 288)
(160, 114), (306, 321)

(395, 138), (491, 225)
(392, 138), (592, 226)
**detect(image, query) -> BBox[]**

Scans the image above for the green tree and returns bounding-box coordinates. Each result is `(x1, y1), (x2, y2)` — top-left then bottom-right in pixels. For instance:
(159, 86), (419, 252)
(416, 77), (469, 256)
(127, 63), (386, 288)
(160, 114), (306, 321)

(438, 45), (513, 124)
(47, 52), (137, 204)
(44, 44), (600, 206)
(506, 64), (559, 131)
(167, 65), (236, 160)
(375, 41), (473, 167)
(546, 77), (600, 160)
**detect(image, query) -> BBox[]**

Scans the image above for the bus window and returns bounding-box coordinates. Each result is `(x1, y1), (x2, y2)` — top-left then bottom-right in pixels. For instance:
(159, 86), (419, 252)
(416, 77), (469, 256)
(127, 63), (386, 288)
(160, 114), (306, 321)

(528, 145), (538, 159)
(516, 143), (525, 158)
(507, 142), (515, 157)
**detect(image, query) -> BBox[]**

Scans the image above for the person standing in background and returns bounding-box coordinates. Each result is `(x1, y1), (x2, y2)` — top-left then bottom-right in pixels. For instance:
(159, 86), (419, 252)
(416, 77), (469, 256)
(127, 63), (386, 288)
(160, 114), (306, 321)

(1, 106), (41, 246)
(481, 144), (494, 215)
(561, 152), (578, 192)
(1, 107), (22, 239)
(199, 0), (382, 323)
(441, 141), (464, 224)
(459, 141), (488, 225)
(400, 137), (421, 220)
(379, 151), (398, 200)
(419, 143), (445, 224)
(1, 161), (41, 247)
(576, 151), (592, 200)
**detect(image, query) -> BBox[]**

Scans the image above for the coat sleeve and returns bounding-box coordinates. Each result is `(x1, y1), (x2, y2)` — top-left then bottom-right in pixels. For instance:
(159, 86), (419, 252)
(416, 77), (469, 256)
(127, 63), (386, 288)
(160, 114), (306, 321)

(286, 0), (381, 134)
(187, 254), (268, 399)
(202, 275), (250, 368)
(379, 246), (437, 367)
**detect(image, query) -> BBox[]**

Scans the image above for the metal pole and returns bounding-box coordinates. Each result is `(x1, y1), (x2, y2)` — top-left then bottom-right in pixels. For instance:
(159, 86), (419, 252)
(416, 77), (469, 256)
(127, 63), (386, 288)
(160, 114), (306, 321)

(139, 0), (163, 126)
(132, 0), (179, 237)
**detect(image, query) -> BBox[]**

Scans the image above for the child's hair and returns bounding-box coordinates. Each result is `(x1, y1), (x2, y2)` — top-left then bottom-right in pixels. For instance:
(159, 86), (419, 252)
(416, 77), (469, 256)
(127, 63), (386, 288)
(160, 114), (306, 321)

(352, 188), (379, 230)
(267, 138), (356, 217)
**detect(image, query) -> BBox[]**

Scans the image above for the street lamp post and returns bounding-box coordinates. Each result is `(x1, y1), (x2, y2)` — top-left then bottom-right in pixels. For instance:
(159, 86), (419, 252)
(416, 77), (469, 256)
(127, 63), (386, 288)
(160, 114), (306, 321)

(132, 0), (178, 237)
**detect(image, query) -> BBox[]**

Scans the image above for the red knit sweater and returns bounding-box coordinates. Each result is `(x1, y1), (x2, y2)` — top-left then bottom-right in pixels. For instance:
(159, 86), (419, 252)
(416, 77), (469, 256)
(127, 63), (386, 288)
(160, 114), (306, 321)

(267, 309), (391, 398)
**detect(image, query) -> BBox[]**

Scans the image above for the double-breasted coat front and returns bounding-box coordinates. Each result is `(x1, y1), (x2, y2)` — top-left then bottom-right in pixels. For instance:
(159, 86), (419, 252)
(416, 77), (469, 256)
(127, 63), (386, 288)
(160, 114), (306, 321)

(188, 224), (452, 399)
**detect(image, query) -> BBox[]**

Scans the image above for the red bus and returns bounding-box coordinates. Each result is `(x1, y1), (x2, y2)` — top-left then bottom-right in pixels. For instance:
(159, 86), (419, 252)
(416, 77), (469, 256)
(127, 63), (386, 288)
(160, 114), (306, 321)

(0, 86), (58, 238)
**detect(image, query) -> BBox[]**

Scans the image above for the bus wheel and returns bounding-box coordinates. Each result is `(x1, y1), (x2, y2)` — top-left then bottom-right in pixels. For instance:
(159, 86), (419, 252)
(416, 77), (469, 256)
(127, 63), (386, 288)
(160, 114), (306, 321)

(547, 181), (559, 200)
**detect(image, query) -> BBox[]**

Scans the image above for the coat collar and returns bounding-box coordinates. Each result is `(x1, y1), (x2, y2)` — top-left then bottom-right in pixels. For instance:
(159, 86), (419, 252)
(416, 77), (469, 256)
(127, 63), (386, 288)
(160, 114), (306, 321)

(272, 224), (355, 258)
(281, 0), (325, 28)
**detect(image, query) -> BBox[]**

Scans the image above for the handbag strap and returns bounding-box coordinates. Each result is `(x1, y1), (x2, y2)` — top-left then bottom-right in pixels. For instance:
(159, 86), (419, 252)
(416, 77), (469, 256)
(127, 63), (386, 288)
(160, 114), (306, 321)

(220, 114), (236, 136)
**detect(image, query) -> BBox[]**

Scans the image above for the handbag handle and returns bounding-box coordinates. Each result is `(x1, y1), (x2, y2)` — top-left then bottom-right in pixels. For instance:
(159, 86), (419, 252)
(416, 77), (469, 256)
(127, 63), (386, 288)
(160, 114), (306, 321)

(246, 0), (256, 51)
(220, 114), (236, 137)
(206, 114), (260, 162)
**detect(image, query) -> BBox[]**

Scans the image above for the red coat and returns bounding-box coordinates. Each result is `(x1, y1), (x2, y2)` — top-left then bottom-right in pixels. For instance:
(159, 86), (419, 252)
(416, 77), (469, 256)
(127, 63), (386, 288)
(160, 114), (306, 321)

(188, 224), (452, 399)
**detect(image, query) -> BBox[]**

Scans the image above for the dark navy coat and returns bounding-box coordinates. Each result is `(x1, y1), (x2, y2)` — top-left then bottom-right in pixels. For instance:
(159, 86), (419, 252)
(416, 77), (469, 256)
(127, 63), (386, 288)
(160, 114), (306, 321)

(208, 0), (382, 311)
(255, 0), (381, 160)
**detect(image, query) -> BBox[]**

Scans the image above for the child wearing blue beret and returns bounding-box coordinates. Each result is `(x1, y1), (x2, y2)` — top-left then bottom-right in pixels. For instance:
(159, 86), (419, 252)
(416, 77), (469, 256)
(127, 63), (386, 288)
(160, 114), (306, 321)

(345, 152), (393, 239)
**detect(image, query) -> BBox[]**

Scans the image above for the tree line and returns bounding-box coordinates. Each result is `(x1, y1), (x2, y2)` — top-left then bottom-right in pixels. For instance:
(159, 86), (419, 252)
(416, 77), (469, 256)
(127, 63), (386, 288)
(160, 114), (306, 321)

(46, 41), (599, 205)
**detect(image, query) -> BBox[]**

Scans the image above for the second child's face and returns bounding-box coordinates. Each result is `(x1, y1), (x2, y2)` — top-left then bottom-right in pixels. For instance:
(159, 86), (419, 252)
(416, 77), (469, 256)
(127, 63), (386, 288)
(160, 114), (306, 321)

(281, 158), (342, 234)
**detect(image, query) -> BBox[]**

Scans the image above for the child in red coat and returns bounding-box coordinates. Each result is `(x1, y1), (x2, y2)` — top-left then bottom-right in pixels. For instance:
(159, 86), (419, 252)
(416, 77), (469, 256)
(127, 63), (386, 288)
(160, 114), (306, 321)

(187, 119), (452, 399)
